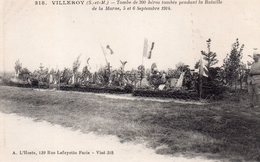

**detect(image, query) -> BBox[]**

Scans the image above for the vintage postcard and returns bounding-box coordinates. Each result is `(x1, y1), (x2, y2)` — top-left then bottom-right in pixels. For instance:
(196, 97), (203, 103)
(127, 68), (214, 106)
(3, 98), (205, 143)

(0, 0), (260, 162)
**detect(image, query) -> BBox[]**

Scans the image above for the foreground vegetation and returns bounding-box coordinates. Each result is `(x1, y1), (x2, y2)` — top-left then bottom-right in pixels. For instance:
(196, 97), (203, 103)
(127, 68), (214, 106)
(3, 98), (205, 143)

(0, 86), (259, 161)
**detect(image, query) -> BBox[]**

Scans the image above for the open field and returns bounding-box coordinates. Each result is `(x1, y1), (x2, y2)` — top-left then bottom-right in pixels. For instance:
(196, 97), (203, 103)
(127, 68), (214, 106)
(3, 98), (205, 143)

(0, 86), (260, 161)
(0, 112), (218, 162)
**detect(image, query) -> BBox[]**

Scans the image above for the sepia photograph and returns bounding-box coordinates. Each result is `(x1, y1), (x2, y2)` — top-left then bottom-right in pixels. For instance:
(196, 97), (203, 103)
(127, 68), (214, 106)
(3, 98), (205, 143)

(0, 0), (260, 161)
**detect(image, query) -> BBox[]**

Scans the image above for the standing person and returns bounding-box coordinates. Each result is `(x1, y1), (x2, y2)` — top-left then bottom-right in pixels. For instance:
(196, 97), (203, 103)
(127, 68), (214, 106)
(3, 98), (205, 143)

(248, 53), (260, 108)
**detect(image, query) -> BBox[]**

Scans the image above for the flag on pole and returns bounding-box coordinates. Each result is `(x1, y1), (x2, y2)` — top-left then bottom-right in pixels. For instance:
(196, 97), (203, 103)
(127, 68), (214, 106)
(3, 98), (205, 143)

(143, 39), (155, 59)
(148, 42), (155, 59)
(106, 45), (113, 55)
(86, 57), (90, 65)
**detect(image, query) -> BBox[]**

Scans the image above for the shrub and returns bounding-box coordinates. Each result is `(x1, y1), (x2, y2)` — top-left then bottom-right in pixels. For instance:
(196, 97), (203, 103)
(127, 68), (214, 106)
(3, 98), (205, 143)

(124, 84), (134, 93)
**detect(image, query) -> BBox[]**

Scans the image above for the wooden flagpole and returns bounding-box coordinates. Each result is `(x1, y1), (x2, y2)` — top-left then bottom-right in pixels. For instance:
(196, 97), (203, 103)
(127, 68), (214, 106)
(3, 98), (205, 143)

(199, 58), (203, 100)
(100, 44), (109, 65)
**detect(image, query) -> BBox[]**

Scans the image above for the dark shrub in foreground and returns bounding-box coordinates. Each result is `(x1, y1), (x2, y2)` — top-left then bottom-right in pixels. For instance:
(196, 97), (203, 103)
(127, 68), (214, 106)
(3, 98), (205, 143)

(133, 89), (199, 100)
(60, 84), (132, 94)
(124, 84), (134, 93)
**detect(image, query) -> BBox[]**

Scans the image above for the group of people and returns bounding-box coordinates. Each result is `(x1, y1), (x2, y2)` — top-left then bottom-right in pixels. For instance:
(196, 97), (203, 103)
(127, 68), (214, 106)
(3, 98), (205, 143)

(248, 53), (260, 108)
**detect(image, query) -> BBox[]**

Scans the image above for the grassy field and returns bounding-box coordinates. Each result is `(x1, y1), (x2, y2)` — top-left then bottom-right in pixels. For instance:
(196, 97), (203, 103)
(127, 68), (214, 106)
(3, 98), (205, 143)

(0, 86), (260, 162)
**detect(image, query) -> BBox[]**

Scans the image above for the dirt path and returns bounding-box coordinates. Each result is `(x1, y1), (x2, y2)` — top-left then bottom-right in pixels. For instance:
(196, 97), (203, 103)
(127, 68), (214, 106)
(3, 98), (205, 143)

(0, 112), (218, 162)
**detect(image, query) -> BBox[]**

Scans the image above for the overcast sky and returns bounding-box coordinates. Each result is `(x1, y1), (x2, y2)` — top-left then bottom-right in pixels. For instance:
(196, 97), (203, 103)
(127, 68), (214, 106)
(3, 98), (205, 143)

(1, 0), (260, 73)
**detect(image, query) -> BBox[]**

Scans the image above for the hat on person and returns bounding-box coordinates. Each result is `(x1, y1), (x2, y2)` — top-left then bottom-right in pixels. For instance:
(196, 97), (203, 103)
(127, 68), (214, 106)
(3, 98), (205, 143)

(253, 53), (260, 58)
(253, 48), (260, 58)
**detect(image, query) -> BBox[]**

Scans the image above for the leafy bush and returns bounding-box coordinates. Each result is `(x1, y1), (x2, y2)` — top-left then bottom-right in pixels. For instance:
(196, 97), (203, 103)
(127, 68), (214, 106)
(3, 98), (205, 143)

(30, 78), (39, 87)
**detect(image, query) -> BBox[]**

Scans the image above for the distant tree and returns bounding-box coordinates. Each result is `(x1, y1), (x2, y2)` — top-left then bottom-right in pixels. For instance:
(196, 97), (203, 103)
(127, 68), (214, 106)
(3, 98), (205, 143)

(195, 39), (219, 82)
(183, 69), (193, 90)
(104, 64), (112, 85)
(72, 55), (81, 84)
(73, 55), (81, 74)
(18, 68), (31, 81)
(127, 69), (139, 86)
(55, 70), (61, 85)
(46, 69), (61, 85)
(95, 66), (110, 86)
(149, 74), (161, 89)
(194, 40), (227, 97)
(14, 60), (22, 77)
(32, 63), (49, 84)
(194, 60), (200, 69)
(172, 62), (190, 78)
(209, 67), (225, 84)
(137, 65), (145, 85)
(237, 62), (247, 89)
(60, 68), (73, 84)
(148, 63), (165, 89)
(108, 70), (118, 86)
(92, 72), (99, 85)
(48, 68), (56, 84)
(223, 38), (245, 89)
(81, 65), (92, 85)
(117, 60), (128, 86)
(166, 68), (176, 78)
(201, 38), (218, 69)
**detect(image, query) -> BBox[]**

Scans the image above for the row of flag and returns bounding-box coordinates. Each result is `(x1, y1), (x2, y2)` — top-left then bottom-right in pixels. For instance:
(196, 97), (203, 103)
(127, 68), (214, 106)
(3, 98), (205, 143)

(100, 40), (207, 79)
(100, 38), (156, 63)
